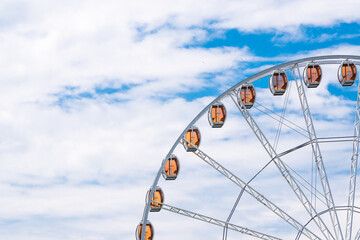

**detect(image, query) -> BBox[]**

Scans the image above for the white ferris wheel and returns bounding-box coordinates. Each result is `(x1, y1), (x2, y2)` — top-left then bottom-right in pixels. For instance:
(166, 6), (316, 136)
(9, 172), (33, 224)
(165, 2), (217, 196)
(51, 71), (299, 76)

(136, 55), (360, 240)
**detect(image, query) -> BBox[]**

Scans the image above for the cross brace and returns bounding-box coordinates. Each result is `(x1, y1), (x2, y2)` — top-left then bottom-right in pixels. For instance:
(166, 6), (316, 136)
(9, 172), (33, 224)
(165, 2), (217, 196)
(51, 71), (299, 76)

(230, 92), (334, 240)
(293, 66), (343, 240)
(181, 138), (320, 240)
(345, 78), (360, 240)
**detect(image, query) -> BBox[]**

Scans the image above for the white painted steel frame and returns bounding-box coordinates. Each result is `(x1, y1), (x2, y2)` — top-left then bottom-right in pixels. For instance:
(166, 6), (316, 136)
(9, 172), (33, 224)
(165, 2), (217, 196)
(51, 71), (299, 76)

(180, 138), (320, 240)
(297, 206), (360, 240)
(221, 136), (354, 240)
(293, 65), (343, 240)
(230, 92), (334, 240)
(345, 77), (360, 240)
(140, 55), (360, 240)
(355, 229), (360, 240)
(158, 201), (283, 240)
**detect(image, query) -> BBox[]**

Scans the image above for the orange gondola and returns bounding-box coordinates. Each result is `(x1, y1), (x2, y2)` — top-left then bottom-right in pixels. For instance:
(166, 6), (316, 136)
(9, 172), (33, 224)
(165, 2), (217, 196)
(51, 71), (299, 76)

(303, 62), (322, 88)
(208, 102), (226, 128)
(146, 186), (164, 212)
(238, 84), (256, 109)
(183, 126), (201, 152)
(269, 70), (288, 95)
(162, 154), (180, 180)
(136, 220), (154, 240)
(338, 61), (357, 86)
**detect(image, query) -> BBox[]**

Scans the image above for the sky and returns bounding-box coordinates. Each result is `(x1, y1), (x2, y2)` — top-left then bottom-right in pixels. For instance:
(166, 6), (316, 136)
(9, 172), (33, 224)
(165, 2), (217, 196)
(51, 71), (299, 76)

(1, 0), (360, 239)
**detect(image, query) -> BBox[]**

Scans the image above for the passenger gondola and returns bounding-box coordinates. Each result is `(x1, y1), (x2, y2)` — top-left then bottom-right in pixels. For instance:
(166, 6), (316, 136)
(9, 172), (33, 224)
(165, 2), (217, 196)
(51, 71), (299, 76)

(208, 102), (226, 128)
(136, 220), (154, 240)
(338, 60), (357, 86)
(238, 84), (256, 109)
(303, 62), (322, 88)
(183, 126), (200, 152)
(146, 186), (164, 212)
(269, 70), (288, 95)
(162, 154), (180, 180)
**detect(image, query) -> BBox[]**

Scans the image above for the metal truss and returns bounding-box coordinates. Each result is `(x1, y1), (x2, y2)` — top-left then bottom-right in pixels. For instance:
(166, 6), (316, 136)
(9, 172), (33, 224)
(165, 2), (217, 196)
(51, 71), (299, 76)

(297, 206), (360, 240)
(293, 65), (343, 240)
(181, 138), (320, 240)
(355, 229), (360, 240)
(157, 201), (282, 240)
(345, 79), (360, 240)
(230, 93), (335, 240)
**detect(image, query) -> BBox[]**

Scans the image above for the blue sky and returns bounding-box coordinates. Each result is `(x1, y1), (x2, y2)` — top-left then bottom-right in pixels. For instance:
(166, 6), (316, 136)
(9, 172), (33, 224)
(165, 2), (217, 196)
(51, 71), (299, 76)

(57, 22), (360, 103)
(1, 0), (360, 240)
(196, 23), (360, 55)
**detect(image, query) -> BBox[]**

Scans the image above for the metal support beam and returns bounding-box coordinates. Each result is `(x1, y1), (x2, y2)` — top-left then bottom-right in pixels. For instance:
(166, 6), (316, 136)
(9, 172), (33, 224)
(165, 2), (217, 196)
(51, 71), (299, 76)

(297, 206), (360, 240)
(223, 136), (354, 240)
(293, 65), (343, 240)
(230, 92), (334, 240)
(354, 228), (360, 240)
(181, 138), (320, 240)
(345, 79), (360, 240)
(158, 201), (282, 240)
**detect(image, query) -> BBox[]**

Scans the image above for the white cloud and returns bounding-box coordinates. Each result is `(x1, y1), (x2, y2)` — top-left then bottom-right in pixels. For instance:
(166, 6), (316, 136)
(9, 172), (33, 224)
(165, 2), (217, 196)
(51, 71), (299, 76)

(0, 0), (360, 239)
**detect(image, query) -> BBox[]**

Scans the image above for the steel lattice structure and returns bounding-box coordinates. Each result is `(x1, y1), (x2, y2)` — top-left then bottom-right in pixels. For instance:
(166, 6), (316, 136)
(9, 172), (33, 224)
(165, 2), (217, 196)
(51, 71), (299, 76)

(138, 55), (360, 240)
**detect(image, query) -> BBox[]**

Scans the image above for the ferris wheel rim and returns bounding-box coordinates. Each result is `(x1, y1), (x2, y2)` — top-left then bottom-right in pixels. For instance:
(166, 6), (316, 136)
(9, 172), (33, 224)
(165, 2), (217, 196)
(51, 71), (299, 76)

(296, 206), (360, 240)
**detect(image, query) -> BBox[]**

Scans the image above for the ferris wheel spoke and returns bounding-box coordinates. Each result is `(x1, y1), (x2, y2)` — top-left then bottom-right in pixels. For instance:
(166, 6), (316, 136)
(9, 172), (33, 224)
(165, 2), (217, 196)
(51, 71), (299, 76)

(293, 65), (344, 240)
(156, 201), (283, 240)
(181, 138), (320, 240)
(354, 228), (360, 240)
(283, 161), (327, 205)
(345, 76), (360, 240)
(230, 92), (335, 240)
(253, 103), (309, 138)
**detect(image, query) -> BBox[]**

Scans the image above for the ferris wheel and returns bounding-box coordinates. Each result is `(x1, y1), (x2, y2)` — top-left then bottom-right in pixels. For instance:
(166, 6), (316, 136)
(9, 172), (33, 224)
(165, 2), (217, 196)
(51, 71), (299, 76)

(136, 55), (360, 240)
